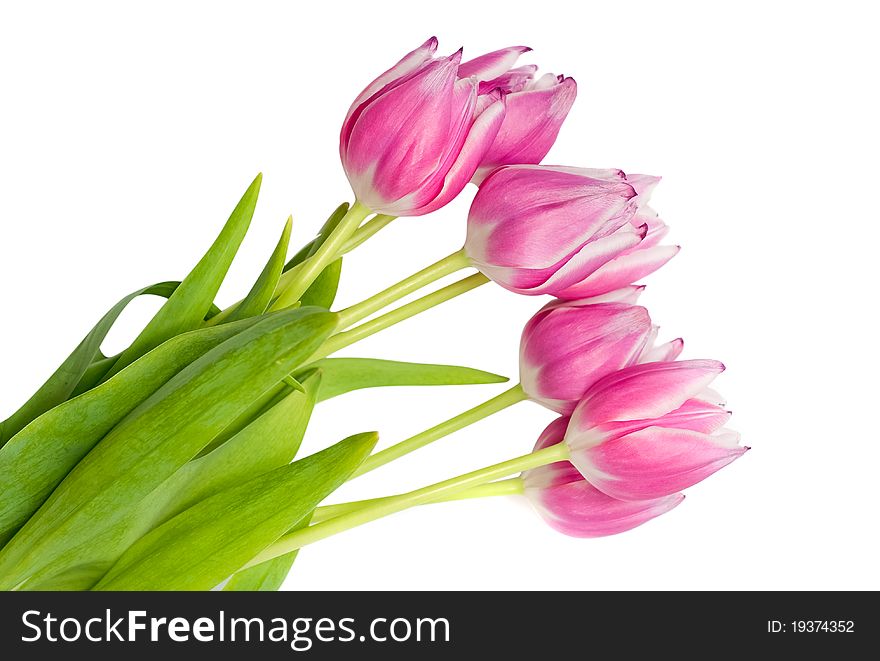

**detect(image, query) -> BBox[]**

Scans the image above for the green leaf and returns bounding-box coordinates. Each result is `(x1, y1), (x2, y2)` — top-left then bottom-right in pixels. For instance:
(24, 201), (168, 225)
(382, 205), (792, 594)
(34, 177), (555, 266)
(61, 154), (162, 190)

(0, 281), (189, 446)
(222, 514), (311, 591)
(299, 257), (342, 309)
(94, 432), (377, 591)
(225, 216), (292, 322)
(283, 203), (349, 273)
(104, 173), (262, 379)
(15, 371), (324, 590)
(0, 316), (262, 545)
(159, 369), (322, 519)
(304, 357), (509, 402)
(0, 307), (337, 588)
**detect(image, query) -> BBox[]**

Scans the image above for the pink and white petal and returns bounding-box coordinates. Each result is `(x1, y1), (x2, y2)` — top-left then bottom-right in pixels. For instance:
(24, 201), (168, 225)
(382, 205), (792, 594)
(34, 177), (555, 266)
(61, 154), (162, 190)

(478, 64), (538, 94)
(342, 55), (461, 205)
(341, 38), (439, 154)
(523, 226), (644, 295)
(695, 387), (727, 406)
(471, 170), (638, 269)
(573, 426), (748, 501)
(458, 45), (531, 81)
(526, 480), (684, 537)
(593, 399), (732, 441)
(639, 337), (685, 363)
(555, 244), (680, 299)
(574, 359), (725, 427)
(395, 76), (479, 214)
(407, 95), (506, 216)
(522, 307), (653, 412)
(472, 77), (578, 183)
(346, 37), (439, 118)
(626, 174), (662, 202)
(522, 416), (582, 488)
(548, 285), (646, 308)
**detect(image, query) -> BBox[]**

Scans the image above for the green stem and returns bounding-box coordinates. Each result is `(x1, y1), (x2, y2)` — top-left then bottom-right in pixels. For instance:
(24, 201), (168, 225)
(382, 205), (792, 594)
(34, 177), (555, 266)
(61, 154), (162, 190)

(339, 214), (397, 254)
(269, 201), (370, 311)
(337, 249), (470, 329)
(310, 478), (524, 524)
(245, 444), (567, 567)
(305, 272), (489, 363)
(353, 383), (527, 477)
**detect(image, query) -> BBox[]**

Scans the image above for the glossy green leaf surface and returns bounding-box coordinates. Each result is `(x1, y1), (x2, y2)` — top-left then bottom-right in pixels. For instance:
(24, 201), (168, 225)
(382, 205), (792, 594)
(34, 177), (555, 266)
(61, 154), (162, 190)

(95, 432), (377, 591)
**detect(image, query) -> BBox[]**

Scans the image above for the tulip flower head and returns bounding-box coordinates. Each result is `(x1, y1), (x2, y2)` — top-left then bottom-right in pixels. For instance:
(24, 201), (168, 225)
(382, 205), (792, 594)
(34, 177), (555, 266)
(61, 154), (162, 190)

(465, 165), (669, 297)
(522, 417), (684, 537)
(519, 292), (681, 413)
(459, 48), (577, 182)
(565, 359), (747, 501)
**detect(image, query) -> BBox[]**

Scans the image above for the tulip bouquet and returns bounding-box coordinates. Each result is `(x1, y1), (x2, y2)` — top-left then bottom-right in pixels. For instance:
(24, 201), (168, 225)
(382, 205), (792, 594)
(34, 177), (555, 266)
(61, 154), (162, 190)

(0, 38), (746, 591)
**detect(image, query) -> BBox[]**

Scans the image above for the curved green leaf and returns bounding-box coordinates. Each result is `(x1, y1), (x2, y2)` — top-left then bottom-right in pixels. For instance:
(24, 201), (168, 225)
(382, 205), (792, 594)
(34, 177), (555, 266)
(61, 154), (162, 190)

(0, 316), (262, 545)
(16, 371), (324, 590)
(0, 281), (188, 446)
(304, 357), (509, 402)
(225, 216), (292, 322)
(283, 202), (349, 273)
(0, 307), (337, 588)
(222, 514), (311, 591)
(104, 173), (262, 379)
(299, 257), (342, 309)
(94, 432), (377, 591)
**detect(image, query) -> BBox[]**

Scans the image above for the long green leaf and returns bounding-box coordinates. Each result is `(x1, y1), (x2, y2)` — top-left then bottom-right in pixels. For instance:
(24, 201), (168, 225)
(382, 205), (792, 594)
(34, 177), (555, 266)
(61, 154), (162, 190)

(222, 514), (311, 591)
(94, 432), (377, 591)
(299, 257), (342, 309)
(104, 173), (262, 379)
(283, 202), (349, 273)
(225, 216), (292, 322)
(0, 316), (262, 545)
(303, 357), (509, 402)
(0, 281), (188, 446)
(16, 371), (324, 590)
(0, 307), (337, 587)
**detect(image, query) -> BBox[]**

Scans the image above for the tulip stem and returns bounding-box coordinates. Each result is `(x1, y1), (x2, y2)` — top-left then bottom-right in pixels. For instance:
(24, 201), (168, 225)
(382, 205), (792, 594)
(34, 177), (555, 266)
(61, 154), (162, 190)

(310, 478), (525, 524)
(353, 384), (527, 477)
(337, 249), (471, 329)
(245, 445), (567, 567)
(270, 201), (371, 311)
(339, 214), (397, 254)
(306, 272), (489, 363)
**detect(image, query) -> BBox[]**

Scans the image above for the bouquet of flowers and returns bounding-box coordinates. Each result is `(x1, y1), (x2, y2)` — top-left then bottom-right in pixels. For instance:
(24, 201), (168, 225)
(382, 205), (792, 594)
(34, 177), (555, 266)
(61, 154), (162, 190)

(0, 38), (746, 591)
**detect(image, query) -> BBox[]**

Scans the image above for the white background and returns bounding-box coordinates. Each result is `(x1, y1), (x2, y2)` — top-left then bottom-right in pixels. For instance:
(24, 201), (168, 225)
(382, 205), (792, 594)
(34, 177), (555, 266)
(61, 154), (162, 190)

(1, 1), (878, 590)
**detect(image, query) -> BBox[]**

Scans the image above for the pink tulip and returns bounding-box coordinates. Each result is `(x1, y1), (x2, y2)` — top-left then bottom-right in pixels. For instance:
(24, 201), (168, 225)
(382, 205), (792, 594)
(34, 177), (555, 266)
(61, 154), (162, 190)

(519, 293), (675, 413)
(522, 417), (684, 537)
(460, 47), (576, 182)
(465, 165), (664, 297)
(555, 207), (680, 299)
(565, 359), (748, 501)
(340, 38), (525, 217)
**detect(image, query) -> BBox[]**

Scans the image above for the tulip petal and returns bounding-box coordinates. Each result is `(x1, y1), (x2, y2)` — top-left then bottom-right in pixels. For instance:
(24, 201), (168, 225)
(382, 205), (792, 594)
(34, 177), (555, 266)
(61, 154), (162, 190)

(555, 244), (680, 299)
(346, 37), (439, 118)
(521, 304), (653, 413)
(572, 426), (748, 501)
(467, 165), (638, 268)
(639, 337), (685, 363)
(409, 94), (506, 216)
(593, 399), (732, 441)
(458, 45), (531, 81)
(522, 417), (582, 488)
(526, 480), (684, 537)
(343, 55), (464, 211)
(473, 77), (577, 183)
(573, 359), (725, 428)
(520, 225), (644, 295)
